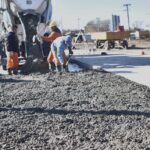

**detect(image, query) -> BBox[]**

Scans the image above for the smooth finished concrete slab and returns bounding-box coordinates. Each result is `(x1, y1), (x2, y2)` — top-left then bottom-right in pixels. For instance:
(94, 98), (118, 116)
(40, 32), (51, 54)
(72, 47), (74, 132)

(73, 49), (150, 88)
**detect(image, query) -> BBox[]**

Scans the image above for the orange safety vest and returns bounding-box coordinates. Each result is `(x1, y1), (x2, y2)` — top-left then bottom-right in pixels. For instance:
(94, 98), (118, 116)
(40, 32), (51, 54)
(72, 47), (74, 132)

(42, 31), (61, 43)
(7, 52), (19, 69)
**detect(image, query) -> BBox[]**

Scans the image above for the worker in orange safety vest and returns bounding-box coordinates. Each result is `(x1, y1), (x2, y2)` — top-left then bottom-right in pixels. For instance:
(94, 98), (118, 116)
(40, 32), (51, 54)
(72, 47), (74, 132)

(6, 24), (19, 75)
(40, 21), (67, 71)
(50, 35), (73, 72)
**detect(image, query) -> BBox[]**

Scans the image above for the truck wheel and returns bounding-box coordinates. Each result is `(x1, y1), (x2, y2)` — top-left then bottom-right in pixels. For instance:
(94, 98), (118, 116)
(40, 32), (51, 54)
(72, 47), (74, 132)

(96, 40), (100, 48)
(123, 40), (128, 49)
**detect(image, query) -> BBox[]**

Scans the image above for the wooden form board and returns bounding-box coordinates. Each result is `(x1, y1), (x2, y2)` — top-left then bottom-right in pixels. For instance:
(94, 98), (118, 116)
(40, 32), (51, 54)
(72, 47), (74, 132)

(91, 32), (130, 40)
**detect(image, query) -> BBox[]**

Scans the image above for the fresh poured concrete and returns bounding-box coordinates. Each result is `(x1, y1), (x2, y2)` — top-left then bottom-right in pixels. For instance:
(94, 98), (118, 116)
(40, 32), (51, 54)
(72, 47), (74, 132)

(73, 49), (150, 87)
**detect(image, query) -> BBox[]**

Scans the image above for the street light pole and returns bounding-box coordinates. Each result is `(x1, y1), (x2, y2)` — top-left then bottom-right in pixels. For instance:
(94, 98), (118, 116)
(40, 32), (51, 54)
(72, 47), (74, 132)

(123, 4), (131, 31)
(77, 17), (80, 30)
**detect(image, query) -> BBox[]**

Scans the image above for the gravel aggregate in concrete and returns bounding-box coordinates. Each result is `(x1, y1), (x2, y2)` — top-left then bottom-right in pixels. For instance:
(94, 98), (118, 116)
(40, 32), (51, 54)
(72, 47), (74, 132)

(0, 71), (150, 149)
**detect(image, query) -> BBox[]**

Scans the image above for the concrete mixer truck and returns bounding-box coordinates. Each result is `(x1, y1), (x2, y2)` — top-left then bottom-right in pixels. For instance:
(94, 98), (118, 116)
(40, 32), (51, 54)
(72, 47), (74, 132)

(0, 0), (52, 73)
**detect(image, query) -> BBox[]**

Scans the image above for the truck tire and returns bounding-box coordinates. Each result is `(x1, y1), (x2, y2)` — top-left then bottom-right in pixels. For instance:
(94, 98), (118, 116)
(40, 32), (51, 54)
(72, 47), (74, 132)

(96, 40), (104, 49)
(123, 40), (128, 49)
(96, 40), (100, 48)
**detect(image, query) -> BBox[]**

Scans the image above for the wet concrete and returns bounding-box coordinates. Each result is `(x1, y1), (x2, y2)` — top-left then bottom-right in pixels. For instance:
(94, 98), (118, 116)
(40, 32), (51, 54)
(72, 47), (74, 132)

(68, 63), (82, 72)
(0, 71), (150, 149)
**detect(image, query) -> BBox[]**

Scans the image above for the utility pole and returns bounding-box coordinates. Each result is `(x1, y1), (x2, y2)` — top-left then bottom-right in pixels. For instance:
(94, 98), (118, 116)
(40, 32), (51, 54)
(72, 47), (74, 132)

(77, 18), (80, 30)
(60, 16), (63, 31)
(123, 4), (131, 31)
(96, 17), (100, 32)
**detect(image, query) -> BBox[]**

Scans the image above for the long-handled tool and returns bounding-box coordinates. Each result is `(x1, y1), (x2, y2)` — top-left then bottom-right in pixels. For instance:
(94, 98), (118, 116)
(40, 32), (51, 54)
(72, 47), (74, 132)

(66, 54), (73, 66)
(63, 54), (73, 72)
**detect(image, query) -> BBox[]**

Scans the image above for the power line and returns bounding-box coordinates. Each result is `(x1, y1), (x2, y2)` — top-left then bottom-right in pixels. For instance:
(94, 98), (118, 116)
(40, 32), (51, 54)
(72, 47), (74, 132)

(123, 4), (131, 31)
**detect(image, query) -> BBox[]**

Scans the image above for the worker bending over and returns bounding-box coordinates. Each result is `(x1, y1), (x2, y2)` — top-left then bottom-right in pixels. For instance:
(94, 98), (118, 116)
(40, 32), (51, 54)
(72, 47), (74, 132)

(6, 24), (19, 75)
(49, 35), (73, 72)
(40, 21), (63, 70)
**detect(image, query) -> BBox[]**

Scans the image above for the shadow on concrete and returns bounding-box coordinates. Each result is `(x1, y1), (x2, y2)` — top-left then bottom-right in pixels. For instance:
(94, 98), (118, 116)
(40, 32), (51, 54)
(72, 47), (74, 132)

(128, 46), (145, 50)
(74, 53), (121, 58)
(0, 78), (32, 83)
(0, 107), (150, 117)
(109, 70), (133, 74)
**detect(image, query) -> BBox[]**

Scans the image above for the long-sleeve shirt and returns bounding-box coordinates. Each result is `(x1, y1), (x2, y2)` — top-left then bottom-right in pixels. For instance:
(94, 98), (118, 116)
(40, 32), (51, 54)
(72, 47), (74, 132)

(51, 36), (72, 64)
(6, 32), (19, 53)
(41, 28), (61, 43)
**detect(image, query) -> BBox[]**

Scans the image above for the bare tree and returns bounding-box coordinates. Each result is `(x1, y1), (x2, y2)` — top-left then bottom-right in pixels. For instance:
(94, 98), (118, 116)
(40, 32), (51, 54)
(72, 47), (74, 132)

(132, 21), (143, 31)
(99, 20), (110, 31)
(85, 18), (110, 32)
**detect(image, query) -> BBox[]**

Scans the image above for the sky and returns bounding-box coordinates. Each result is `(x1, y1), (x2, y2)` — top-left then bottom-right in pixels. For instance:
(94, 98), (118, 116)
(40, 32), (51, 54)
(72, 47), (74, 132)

(52, 0), (150, 30)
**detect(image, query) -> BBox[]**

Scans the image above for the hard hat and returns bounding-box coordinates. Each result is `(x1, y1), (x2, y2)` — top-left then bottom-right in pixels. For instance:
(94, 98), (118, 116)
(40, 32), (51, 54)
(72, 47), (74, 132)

(49, 21), (57, 28)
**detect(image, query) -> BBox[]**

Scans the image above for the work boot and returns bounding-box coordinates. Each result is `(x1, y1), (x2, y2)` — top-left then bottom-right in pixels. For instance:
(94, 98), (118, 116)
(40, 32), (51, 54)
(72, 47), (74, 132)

(12, 68), (18, 75)
(56, 65), (63, 72)
(8, 69), (12, 75)
(63, 65), (69, 72)
(49, 62), (56, 72)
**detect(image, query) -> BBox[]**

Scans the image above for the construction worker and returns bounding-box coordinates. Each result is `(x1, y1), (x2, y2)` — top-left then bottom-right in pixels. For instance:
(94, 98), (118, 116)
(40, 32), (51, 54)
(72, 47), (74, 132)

(50, 35), (73, 72)
(40, 21), (62, 70)
(6, 24), (19, 75)
(41, 21), (61, 43)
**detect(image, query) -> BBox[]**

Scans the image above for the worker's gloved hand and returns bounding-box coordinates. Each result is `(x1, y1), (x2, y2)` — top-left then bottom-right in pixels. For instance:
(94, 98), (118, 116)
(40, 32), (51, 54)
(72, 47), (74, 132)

(69, 50), (73, 55)
(69, 49), (73, 55)
(68, 46), (73, 55)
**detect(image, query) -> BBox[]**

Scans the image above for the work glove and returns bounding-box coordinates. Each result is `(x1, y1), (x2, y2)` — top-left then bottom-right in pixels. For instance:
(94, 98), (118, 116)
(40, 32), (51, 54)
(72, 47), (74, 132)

(69, 50), (73, 55)
(68, 46), (73, 55)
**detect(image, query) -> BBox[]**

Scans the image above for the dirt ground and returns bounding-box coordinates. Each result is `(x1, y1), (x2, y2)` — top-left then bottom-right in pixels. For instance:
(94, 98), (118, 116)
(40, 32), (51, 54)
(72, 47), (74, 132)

(74, 39), (150, 50)
(129, 40), (150, 49)
(0, 71), (150, 150)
